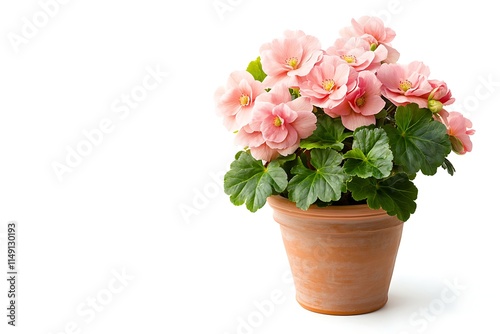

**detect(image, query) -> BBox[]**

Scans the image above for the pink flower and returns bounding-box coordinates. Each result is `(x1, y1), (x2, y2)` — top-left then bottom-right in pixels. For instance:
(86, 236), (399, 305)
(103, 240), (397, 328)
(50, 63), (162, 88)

(340, 16), (400, 63)
(426, 79), (455, 112)
(325, 70), (385, 130)
(428, 80), (454, 104)
(214, 71), (265, 131)
(239, 84), (316, 160)
(235, 125), (280, 162)
(260, 30), (323, 88)
(299, 55), (358, 109)
(439, 111), (475, 154)
(341, 16), (396, 44)
(326, 36), (389, 72)
(377, 61), (433, 107)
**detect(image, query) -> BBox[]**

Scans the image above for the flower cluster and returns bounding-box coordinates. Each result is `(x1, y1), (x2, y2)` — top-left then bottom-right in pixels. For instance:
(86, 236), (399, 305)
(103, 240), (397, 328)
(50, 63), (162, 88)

(215, 16), (475, 221)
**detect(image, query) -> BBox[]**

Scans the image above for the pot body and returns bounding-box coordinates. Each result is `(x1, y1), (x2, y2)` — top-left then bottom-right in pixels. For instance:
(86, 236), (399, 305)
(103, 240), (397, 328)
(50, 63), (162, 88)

(267, 195), (404, 315)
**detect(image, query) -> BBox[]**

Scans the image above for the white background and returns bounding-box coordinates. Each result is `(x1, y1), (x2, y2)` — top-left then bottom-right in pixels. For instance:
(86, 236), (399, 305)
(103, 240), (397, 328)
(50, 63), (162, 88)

(1, 0), (498, 333)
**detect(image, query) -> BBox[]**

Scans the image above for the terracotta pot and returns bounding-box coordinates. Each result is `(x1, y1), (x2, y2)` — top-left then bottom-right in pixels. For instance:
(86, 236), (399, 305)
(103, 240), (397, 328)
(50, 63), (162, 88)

(267, 195), (404, 315)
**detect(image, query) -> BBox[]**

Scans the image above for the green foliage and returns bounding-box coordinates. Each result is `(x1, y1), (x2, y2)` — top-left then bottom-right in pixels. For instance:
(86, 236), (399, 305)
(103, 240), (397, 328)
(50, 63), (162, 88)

(287, 149), (348, 210)
(348, 174), (418, 222)
(384, 104), (451, 175)
(442, 158), (456, 176)
(344, 127), (393, 179)
(300, 114), (351, 150)
(224, 151), (287, 212)
(246, 57), (267, 82)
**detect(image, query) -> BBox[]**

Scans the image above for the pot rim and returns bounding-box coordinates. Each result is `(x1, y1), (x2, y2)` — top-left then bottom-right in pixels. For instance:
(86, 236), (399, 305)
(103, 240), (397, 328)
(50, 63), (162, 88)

(267, 195), (391, 219)
(267, 195), (403, 236)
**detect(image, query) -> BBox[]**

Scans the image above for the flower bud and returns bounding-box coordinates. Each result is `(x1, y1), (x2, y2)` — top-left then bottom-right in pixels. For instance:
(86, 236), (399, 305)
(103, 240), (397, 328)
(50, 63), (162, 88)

(449, 136), (465, 155)
(428, 99), (443, 113)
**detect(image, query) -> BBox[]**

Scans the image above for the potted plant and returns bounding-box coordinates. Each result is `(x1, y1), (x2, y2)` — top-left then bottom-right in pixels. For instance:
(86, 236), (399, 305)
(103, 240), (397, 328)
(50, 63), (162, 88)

(214, 16), (474, 315)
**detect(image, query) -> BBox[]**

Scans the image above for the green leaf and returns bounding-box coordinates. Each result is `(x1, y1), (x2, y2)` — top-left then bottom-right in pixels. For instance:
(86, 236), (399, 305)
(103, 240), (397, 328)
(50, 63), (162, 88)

(344, 127), (393, 178)
(288, 149), (348, 210)
(348, 174), (418, 222)
(274, 153), (296, 166)
(442, 158), (456, 176)
(289, 88), (301, 100)
(246, 57), (267, 82)
(300, 114), (351, 150)
(384, 103), (451, 175)
(224, 151), (287, 212)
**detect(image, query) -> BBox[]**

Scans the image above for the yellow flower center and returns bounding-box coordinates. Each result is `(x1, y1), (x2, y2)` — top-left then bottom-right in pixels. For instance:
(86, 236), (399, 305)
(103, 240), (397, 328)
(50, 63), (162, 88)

(285, 57), (299, 70)
(322, 79), (335, 92)
(273, 116), (283, 127)
(341, 54), (357, 63)
(355, 96), (366, 107)
(239, 94), (250, 106)
(399, 80), (412, 92)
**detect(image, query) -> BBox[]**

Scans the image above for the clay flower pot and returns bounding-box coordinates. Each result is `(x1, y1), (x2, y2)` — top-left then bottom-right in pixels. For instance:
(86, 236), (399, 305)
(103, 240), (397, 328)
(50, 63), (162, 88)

(267, 195), (404, 315)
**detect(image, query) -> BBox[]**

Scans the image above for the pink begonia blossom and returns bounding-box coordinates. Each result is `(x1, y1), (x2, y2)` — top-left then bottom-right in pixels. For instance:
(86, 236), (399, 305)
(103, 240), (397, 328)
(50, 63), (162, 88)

(325, 70), (385, 130)
(236, 85), (316, 161)
(260, 30), (323, 88)
(341, 16), (396, 44)
(439, 111), (475, 154)
(426, 79), (455, 112)
(428, 80), (455, 104)
(326, 36), (388, 72)
(214, 71), (265, 131)
(299, 55), (357, 109)
(377, 61), (433, 108)
(340, 16), (400, 63)
(235, 125), (280, 162)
